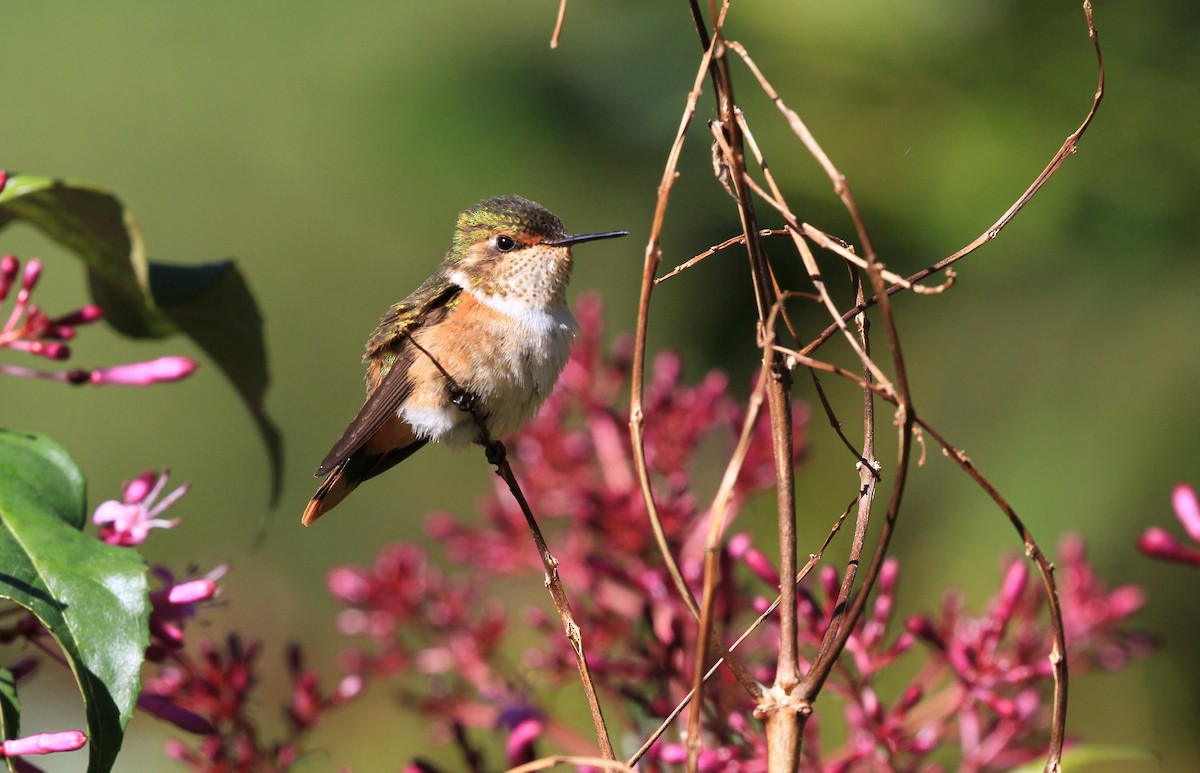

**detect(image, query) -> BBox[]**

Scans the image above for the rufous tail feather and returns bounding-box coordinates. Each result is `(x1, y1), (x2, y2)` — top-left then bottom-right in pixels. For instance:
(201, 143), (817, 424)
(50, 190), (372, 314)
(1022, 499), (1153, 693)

(302, 459), (356, 526)
(302, 439), (430, 526)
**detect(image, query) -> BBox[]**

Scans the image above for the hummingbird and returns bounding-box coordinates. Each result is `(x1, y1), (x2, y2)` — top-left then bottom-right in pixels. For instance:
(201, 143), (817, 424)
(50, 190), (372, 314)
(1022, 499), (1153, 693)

(303, 195), (627, 525)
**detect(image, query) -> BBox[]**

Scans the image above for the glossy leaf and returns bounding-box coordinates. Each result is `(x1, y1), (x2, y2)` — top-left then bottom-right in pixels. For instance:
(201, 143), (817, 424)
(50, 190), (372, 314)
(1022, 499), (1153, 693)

(0, 430), (149, 773)
(0, 667), (19, 773)
(151, 260), (283, 504)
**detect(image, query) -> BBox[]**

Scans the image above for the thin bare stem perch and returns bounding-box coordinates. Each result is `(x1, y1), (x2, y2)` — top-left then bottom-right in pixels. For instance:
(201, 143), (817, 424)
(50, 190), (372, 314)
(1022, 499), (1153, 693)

(405, 335), (616, 763)
(626, 0), (761, 708)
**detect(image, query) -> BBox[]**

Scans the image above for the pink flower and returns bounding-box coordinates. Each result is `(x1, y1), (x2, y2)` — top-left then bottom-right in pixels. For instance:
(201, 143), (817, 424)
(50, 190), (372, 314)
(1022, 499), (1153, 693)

(89, 356), (197, 386)
(93, 469), (189, 546)
(0, 730), (87, 757)
(1138, 483), (1200, 568)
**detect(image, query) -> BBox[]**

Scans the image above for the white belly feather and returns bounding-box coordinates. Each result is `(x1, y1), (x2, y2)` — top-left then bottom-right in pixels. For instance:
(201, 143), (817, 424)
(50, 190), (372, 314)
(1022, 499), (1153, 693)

(400, 290), (577, 447)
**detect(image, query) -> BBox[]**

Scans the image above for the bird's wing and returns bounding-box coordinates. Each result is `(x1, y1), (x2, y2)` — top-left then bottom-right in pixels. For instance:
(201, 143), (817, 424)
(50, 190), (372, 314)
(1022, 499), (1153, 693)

(314, 281), (461, 476)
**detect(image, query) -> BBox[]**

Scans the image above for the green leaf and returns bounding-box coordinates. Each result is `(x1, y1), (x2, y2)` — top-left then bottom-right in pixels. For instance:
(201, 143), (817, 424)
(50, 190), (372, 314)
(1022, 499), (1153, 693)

(0, 174), (168, 338)
(0, 431), (149, 773)
(0, 667), (19, 773)
(1009, 744), (1160, 773)
(151, 261), (283, 504)
(0, 173), (283, 503)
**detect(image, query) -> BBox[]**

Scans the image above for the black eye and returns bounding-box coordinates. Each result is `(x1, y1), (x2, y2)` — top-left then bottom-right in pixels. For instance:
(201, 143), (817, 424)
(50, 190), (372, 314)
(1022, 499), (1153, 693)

(495, 235), (516, 252)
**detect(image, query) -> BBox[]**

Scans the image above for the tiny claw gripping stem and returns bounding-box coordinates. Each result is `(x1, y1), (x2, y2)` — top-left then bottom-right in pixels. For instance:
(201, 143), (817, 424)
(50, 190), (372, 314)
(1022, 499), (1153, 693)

(451, 389), (479, 412)
(485, 441), (507, 466)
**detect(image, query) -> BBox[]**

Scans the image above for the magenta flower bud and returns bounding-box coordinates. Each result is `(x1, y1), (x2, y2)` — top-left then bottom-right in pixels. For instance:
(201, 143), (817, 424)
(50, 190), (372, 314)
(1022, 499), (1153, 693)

(504, 717), (543, 764)
(41, 341), (69, 360)
(0, 254), (17, 300)
(899, 684), (923, 711)
(166, 579), (218, 605)
(0, 170), (7, 192)
(124, 471), (159, 504)
(1137, 527), (1200, 565)
(0, 730), (87, 756)
(137, 694), (215, 735)
(1172, 484), (1200, 542)
(90, 356), (198, 386)
(153, 621), (186, 647)
(731, 534), (780, 587)
(820, 565), (839, 603)
(879, 557), (900, 591)
(55, 304), (103, 327)
(905, 615), (942, 647)
(993, 560), (1028, 623)
(19, 258), (42, 295)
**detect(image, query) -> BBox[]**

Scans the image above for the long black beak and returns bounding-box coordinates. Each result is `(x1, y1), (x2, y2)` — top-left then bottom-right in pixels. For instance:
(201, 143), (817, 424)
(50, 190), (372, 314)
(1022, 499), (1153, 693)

(545, 230), (628, 247)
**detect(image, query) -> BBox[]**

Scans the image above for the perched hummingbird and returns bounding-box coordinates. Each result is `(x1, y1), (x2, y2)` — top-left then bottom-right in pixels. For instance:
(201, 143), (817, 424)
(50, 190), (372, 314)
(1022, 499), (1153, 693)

(303, 195), (627, 525)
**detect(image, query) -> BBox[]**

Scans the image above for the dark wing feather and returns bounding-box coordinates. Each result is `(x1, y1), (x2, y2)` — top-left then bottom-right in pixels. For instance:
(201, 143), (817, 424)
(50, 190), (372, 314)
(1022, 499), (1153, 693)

(315, 352), (417, 475)
(314, 282), (461, 476)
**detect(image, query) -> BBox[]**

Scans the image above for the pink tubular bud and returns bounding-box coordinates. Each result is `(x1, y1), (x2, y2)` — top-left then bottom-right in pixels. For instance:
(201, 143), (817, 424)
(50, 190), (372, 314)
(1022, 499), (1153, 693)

(123, 471), (159, 504)
(1137, 527), (1200, 565)
(166, 579), (218, 605)
(993, 561), (1029, 623)
(0, 170), (7, 192)
(19, 258), (42, 295)
(0, 730), (87, 756)
(90, 356), (197, 386)
(0, 255), (17, 299)
(55, 304), (103, 327)
(505, 717), (543, 764)
(905, 615), (942, 647)
(1172, 484), (1200, 542)
(42, 342), (70, 360)
(731, 535), (780, 588)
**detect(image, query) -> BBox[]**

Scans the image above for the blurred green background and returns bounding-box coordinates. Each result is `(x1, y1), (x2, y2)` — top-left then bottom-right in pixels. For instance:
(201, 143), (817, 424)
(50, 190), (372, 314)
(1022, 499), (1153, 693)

(2, 1), (1198, 770)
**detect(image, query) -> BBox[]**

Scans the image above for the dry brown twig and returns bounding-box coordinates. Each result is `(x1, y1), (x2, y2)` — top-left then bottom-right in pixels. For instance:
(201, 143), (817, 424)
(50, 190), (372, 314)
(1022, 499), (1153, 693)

(621, 2), (1104, 773)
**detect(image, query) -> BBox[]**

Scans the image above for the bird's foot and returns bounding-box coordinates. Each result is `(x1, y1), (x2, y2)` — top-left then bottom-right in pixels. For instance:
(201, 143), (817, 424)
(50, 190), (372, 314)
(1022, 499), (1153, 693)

(450, 389), (479, 413)
(485, 441), (507, 466)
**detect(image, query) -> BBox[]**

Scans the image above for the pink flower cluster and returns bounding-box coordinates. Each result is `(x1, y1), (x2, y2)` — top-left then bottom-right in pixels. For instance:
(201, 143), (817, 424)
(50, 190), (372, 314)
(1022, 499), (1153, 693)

(0, 253), (101, 361)
(0, 252), (196, 386)
(321, 296), (1152, 771)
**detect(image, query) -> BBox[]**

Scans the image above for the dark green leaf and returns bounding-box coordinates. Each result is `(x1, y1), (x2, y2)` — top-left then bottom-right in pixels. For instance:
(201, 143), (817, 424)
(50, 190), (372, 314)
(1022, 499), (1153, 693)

(151, 261), (283, 504)
(0, 667), (19, 773)
(0, 431), (149, 773)
(0, 431), (87, 530)
(0, 174), (171, 338)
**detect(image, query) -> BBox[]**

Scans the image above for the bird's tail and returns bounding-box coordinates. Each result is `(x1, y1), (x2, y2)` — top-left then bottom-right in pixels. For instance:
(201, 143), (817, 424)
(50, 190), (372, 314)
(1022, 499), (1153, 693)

(302, 458), (356, 525)
(301, 439), (430, 526)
